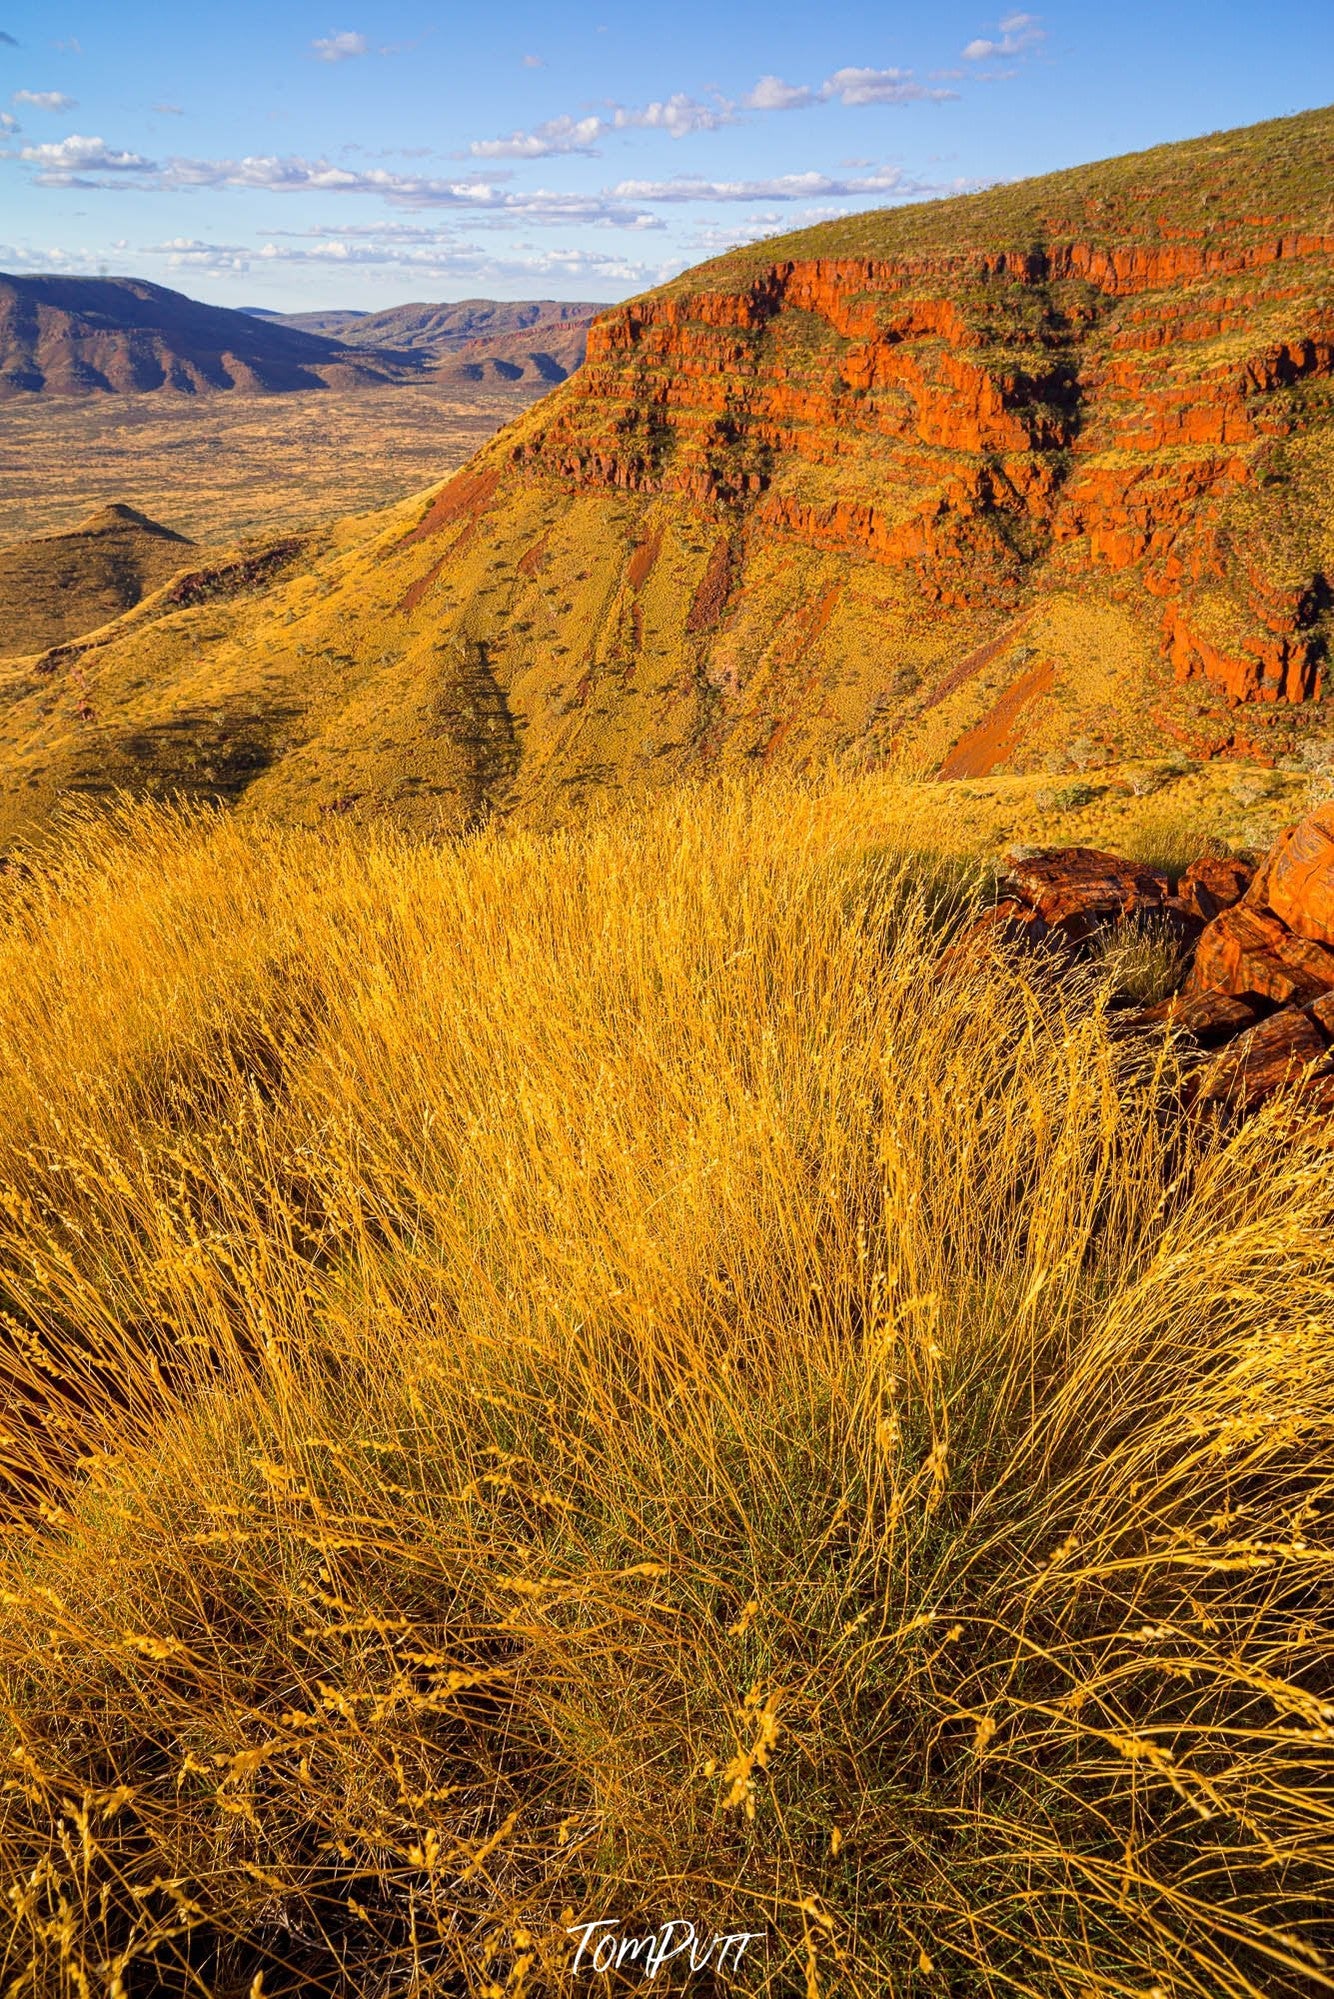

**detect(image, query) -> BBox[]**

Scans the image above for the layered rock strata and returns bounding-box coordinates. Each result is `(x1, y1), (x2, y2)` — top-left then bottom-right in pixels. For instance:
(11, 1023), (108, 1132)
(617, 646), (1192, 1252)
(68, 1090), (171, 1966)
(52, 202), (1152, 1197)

(521, 244), (1332, 712)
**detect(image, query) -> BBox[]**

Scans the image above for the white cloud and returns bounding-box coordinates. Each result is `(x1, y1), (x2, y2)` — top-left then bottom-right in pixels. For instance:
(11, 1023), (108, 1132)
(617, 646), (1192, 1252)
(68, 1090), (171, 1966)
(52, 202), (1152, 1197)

(609, 164), (958, 203)
(615, 93), (733, 138)
(752, 61), (960, 114)
(19, 133), (155, 179)
(472, 90), (732, 158)
(311, 29), (369, 61)
(469, 61), (960, 162)
(50, 149), (660, 225)
(749, 63), (957, 113)
(822, 66), (953, 105)
(745, 75), (815, 111)
(0, 239), (108, 270)
(13, 89), (77, 111)
(152, 102), (184, 115)
(962, 12), (1044, 60)
(140, 227), (655, 289)
(0, 111), (18, 133)
(472, 113), (605, 159)
(9, 127), (962, 227)
(259, 239), (649, 280)
(148, 235), (254, 272)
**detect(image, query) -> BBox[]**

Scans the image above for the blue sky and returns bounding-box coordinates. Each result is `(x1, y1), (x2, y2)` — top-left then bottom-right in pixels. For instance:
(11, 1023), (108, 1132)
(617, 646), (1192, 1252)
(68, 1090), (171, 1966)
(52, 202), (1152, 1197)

(1, 2), (1330, 310)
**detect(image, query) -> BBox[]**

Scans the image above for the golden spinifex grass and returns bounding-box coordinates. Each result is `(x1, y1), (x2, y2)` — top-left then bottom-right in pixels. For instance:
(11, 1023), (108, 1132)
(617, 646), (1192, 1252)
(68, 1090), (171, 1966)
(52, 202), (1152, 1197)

(0, 779), (1330, 1997)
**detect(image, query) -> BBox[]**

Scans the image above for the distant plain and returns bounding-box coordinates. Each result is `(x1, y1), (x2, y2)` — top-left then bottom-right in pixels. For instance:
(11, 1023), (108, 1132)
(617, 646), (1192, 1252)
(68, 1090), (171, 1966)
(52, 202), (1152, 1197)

(0, 380), (542, 545)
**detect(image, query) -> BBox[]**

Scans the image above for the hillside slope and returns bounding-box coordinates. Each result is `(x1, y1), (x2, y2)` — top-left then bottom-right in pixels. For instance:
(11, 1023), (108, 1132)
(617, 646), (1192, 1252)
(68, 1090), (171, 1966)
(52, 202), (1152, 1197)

(0, 106), (1331, 843)
(0, 504), (195, 656)
(431, 318), (592, 388)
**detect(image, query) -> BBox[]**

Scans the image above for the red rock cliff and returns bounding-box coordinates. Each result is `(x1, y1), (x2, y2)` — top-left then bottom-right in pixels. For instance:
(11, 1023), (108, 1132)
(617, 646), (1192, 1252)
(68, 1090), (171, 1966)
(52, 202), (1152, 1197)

(515, 229), (1333, 706)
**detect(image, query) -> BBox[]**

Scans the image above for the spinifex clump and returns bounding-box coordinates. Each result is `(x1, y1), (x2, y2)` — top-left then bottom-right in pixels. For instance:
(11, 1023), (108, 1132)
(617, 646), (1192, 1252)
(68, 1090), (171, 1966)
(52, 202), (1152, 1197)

(0, 779), (1330, 1994)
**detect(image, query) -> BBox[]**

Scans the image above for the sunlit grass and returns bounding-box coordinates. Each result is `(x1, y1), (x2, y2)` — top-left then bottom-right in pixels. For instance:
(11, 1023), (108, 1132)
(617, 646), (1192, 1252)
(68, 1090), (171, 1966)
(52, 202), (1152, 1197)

(0, 777), (1330, 1996)
(1087, 914), (1191, 1006)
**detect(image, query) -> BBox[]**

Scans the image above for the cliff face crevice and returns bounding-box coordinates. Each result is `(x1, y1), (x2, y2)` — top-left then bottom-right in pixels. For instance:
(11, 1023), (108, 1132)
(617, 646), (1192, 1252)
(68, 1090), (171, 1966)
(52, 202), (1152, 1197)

(514, 236), (1332, 706)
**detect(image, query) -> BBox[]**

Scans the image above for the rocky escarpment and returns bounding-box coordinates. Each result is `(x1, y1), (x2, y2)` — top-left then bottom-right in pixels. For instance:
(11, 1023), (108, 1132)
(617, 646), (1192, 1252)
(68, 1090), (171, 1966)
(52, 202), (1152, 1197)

(519, 227), (1333, 717)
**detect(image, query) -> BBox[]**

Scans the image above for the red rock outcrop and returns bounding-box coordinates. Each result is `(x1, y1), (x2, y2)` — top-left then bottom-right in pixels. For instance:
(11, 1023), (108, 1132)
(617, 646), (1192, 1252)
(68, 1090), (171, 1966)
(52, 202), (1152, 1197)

(512, 159), (1333, 718)
(949, 803), (1334, 1119)
(1178, 807), (1334, 1110)
(1161, 603), (1323, 706)
(1180, 804), (1334, 1009)
(1003, 847), (1171, 930)
(1185, 903), (1334, 1006)
(1176, 854), (1255, 924)
(946, 846), (1174, 960)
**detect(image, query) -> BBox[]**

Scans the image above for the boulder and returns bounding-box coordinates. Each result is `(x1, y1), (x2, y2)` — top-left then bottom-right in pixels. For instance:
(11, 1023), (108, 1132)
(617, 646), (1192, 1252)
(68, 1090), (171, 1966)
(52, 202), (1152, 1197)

(1128, 990), (1260, 1045)
(944, 808), (1334, 1124)
(951, 846), (1208, 973)
(1248, 802), (1334, 943)
(1293, 1072), (1334, 1118)
(938, 897), (1048, 969)
(1176, 852), (1256, 923)
(1191, 1007), (1330, 1114)
(967, 898), (1050, 948)
(1184, 902), (1334, 1005)
(1001, 847), (1170, 943)
(1158, 893), (1207, 949)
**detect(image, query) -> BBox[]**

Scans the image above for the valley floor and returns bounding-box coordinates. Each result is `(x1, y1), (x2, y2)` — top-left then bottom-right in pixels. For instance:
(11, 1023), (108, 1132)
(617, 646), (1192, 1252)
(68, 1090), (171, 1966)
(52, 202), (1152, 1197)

(0, 380), (544, 545)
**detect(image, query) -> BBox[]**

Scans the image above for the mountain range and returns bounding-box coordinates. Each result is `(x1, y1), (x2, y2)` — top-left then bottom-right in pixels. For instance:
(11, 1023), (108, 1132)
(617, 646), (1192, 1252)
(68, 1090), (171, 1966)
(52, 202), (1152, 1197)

(242, 298), (594, 388)
(0, 276), (597, 399)
(0, 105), (1330, 848)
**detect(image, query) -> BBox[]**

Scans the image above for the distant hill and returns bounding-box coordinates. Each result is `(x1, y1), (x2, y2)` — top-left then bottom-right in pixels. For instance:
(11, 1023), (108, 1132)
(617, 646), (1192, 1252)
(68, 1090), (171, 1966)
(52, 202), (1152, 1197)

(0, 276), (597, 399)
(433, 320), (591, 389)
(242, 307), (368, 339)
(246, 297), (597, 388)
(0, 503), (195, 654)
(0, 275), (417, 398)
(247, 298), (596, 350)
